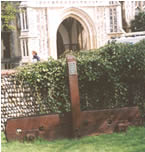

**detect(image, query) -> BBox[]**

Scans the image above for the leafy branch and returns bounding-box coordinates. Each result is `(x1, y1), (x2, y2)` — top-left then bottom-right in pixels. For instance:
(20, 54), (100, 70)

(1, 1), (20, 31)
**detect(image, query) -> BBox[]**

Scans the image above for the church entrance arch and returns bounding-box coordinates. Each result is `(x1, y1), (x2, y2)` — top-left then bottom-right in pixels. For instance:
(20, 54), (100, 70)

(54, 7), (97, 58)
(57, 17), (86, 57)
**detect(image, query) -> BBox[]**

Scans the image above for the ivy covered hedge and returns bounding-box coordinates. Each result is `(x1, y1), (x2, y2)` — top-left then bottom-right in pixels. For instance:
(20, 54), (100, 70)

(16, 40), (145, 118)
(17, 58), (70, 114)
(77, 40), (145, 116)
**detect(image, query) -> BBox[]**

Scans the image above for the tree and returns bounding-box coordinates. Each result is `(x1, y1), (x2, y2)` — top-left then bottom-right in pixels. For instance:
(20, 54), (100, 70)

(130, 11), (145, 32)
(1, 1), (20, 60)
(1, 1), (19, 31)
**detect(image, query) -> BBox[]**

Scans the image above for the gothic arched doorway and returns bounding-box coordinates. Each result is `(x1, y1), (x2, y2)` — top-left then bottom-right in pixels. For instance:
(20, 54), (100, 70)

(57, 17), (87, 57)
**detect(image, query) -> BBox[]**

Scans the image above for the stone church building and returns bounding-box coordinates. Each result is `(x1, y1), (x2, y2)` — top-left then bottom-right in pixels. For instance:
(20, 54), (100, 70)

(1, 1), (145, 69)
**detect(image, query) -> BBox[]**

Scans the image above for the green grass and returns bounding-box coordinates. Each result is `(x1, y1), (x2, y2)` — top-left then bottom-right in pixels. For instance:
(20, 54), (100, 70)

(1, 127), (145, 152)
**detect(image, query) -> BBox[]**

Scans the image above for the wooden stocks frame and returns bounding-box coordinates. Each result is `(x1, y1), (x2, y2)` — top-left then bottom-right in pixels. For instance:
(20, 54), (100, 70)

(5, 55), (143, 141)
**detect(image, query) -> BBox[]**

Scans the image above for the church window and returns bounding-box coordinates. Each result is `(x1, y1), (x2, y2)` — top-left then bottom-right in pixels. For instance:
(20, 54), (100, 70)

(21, 39), (29, 56)
(21, 8), (28, 30)
(138, 1), (141, 7)
(109, 8), (118, 32)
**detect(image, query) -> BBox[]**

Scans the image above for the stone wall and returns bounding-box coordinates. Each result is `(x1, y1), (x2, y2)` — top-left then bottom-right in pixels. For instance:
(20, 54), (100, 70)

(1, 70), (49, 131)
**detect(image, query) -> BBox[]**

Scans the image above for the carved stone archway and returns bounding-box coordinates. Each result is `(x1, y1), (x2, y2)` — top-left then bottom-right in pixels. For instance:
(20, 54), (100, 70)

(53, 7), (97, 59)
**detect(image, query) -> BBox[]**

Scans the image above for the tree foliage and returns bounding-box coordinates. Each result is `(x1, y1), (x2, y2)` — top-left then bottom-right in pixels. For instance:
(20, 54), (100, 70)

(1, 1), (19, 31)
(130, 11), (145, 32)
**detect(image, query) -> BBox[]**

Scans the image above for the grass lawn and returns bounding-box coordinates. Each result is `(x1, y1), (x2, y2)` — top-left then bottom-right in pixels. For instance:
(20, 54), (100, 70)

(1, 127), (145, 152)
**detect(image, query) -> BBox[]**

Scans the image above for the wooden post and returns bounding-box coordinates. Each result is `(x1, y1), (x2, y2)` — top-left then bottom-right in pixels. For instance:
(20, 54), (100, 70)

(66, 55), (81, 138)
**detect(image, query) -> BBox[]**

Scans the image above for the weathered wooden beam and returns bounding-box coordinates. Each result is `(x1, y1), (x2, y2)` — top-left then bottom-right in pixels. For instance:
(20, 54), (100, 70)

(5, 106), (142, 141)
(66, 55), (81, 138)
(5, 113), (72, 141)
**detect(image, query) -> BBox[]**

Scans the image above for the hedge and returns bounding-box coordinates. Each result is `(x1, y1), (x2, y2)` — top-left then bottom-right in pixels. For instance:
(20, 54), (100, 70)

(16, 58), (70, 114)
(16, 39), (145, 118)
